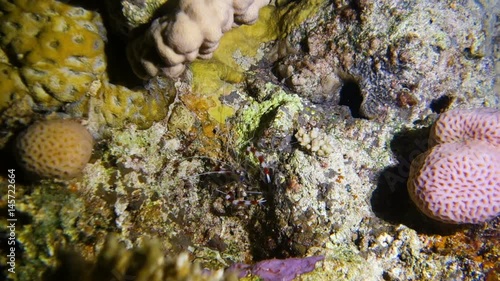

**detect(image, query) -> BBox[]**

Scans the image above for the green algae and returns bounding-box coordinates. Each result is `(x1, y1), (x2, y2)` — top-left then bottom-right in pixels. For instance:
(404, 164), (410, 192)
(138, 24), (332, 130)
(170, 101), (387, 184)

(231, 83), (303, 149)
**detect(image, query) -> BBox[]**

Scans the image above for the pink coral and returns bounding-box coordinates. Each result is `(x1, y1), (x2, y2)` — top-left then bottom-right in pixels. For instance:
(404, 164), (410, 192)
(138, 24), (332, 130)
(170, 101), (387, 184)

(408, 140), (500, 224)
(408, 107), (500, 224)
(429, 107), (500, 147)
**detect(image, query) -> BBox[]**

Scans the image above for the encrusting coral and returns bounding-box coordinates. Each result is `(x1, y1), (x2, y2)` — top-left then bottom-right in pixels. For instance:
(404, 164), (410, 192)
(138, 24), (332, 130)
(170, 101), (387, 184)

(47, 234), (237, 281)
(126, 0), (270, 79)
(408, 108), (500, 224)
(15, 119), (93, 179)
(0, 0), (175, 146)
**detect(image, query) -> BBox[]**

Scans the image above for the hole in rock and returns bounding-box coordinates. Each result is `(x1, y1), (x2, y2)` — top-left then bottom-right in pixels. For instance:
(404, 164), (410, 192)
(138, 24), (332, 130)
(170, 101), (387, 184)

(430, 94), (454, 113)
(338, 80), (365, 118)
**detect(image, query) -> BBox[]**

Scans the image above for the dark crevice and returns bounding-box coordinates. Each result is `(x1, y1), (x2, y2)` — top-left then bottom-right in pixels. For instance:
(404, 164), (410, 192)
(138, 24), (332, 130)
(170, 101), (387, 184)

(430, 94), (454, 113)
(338, 80), (366, 119)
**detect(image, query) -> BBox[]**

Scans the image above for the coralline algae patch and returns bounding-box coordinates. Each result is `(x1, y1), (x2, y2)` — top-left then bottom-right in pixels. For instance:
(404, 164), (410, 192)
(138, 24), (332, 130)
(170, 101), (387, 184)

(421, 226), (500, 279)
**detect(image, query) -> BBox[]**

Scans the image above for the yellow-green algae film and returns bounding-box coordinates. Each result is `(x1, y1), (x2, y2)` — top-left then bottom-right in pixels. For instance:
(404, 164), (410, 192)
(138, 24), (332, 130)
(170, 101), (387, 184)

(232, 83), (303, 149)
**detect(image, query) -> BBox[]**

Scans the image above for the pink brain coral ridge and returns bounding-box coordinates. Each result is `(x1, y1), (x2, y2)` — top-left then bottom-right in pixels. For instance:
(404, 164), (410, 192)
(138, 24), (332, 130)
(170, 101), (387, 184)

(408, 108), (500, 224)
(429, 107), (500, 147)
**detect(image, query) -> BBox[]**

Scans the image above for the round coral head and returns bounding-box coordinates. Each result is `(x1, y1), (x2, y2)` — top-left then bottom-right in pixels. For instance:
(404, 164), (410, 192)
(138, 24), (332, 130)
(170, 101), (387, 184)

(16, 119), (94, 180)
(408, 140), (500, 224)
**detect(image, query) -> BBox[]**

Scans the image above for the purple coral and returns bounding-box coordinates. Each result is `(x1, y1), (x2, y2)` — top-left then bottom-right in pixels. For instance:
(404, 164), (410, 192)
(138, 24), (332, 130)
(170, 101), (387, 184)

(407, 107), (500, 224)
(228, 255), (324, 281)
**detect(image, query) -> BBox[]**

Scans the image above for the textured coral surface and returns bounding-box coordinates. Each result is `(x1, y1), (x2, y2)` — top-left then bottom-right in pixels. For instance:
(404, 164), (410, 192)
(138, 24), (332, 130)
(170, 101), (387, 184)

(0, 0), (175, 148)
(408, 140), (500, 224)
(429, 107), (500, 147)
(15, 119), (94, 179)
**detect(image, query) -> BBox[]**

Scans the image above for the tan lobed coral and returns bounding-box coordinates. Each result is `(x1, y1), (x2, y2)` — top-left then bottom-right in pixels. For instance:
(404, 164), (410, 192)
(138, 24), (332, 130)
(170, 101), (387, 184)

(16, 119), (94, 180)
(126, 0), (270, 79)
(47, 234), (237, 281)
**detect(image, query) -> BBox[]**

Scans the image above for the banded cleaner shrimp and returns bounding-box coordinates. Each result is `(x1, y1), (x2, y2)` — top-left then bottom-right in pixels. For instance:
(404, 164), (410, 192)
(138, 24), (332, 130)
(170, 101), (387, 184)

(175, 85), (276, 217)
(192, 130), (273, 216)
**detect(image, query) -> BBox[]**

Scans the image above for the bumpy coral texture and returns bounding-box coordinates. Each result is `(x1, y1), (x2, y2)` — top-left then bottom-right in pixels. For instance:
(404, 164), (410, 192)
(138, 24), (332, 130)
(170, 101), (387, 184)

(429, 108), (500, 147)
(0, 0), (106, 110)
(295, 127), (333, 157)
(16, 119), (93, 179)
(0, 0), (173, 133)
(127, 0), (270, 79)
(408, 141), (500, 224)
(408, 107), (500, 224)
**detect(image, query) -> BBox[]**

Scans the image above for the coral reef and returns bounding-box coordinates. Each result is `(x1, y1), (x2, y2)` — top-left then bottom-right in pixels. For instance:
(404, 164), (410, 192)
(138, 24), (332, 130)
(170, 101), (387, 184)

(0, 0), (106, 111)
(295, 127), (334, 156)
(126, 0), (271, 79)
(0, 0), (175, 148)
(0, 0), (499, 280)
(104, 0), (169, 35)
(429, 107), (500, 147)
(229, 255), (324, 280)
(15, 119), (94, 179)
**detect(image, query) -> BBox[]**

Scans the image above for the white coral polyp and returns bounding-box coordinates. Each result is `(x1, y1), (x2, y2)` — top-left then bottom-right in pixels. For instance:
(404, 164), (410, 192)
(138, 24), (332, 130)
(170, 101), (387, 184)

(127, 0), (270, 79)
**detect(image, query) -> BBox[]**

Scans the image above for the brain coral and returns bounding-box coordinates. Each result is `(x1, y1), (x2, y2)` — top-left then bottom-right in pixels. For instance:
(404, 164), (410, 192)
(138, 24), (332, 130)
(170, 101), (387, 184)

(408, 107), (500, 224)
(127, 0), (270, 79)
(429, 107), (500, 147)
(408, 140), (500, 224)
(16, 119), (94, 179)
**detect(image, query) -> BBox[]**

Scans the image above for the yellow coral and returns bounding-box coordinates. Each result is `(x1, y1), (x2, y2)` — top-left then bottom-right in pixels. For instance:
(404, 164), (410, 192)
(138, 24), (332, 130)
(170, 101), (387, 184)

(0, 0), (106, 110)
(0, 0), (175, 135)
